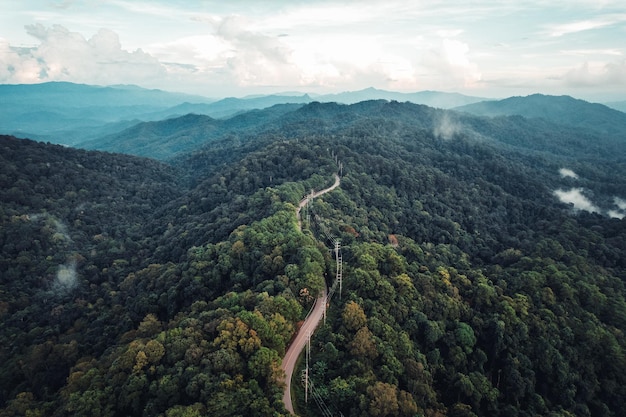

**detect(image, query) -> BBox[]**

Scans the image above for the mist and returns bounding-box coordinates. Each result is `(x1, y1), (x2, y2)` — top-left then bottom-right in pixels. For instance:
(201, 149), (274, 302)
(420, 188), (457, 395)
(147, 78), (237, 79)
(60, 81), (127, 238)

(608, 197), (626, 219)
(434, 112), (462, 140)
(55, 261), (78, 291)
(553, 188), (600, 213)
(559, 168), (578, 179)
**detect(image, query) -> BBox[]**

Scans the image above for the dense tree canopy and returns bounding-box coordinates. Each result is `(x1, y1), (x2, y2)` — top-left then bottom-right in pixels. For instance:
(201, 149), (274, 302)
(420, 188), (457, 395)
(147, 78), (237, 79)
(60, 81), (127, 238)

(1, 99), (626, 416)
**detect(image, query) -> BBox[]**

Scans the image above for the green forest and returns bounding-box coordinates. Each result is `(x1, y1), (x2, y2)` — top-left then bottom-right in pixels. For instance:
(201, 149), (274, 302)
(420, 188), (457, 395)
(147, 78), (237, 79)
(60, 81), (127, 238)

(1, 98), (626, 417)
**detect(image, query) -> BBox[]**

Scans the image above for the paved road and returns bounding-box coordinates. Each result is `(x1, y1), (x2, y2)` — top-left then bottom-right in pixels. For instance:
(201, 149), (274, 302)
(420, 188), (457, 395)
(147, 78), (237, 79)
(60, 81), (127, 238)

(296, 174), (341, 229)
(282, 173), (340, 415)
(281, 287), (327, 415)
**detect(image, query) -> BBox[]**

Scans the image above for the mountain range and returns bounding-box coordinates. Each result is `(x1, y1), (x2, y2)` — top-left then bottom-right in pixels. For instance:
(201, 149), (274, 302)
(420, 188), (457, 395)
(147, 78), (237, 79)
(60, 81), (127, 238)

(455, 94), (626, 136)
(3, 82), (626, 150)
(0, 83), (485, 145)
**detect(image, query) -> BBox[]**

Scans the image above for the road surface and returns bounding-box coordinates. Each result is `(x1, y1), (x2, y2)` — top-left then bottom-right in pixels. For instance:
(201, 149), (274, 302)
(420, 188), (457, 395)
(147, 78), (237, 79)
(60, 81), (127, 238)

(281, 287), (327, 415)
(296, 174), (341, 229)
(282, 173), (340, 415)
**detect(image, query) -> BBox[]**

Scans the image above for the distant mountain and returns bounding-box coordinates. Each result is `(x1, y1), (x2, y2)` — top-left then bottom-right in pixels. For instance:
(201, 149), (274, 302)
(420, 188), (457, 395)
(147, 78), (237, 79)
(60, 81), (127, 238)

(605, 100), (626, 113)
(80, 97), (626, 164)
(455, 94), (626, 136)
(0, 82), (214, 145)
(0, 82), (489, 146)
(80, 103), (304, 159)
(316, 87), (487, 108)
(144, 94), (313, 120)
(0, 81), (211, 108)
(138, 88), (481, 120)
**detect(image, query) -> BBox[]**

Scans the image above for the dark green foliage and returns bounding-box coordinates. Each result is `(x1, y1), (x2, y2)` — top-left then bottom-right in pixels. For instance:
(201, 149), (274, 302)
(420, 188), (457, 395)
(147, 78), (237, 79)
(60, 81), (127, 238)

(1, 97), (626, 417)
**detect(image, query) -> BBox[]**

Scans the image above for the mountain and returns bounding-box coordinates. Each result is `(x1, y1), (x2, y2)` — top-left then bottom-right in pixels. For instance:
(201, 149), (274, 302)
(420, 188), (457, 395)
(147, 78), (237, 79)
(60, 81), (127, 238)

(2, 101), (626, 417)
(0, 82), (486, 146)
(455, 93), (626, 136)
(0, 81), (211, 108)
(79, 103), (304, 159)
(605, 100), (626, 113)
(316, 87), (487, 108)
(138, 94), (314, 121)
(80, 98), (626, 164)
(0, 82), (214, 145)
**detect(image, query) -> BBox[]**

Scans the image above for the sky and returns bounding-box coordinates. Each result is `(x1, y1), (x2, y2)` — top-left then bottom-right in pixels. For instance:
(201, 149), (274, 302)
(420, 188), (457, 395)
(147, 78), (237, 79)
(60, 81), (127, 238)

(1, 0), (626, 100)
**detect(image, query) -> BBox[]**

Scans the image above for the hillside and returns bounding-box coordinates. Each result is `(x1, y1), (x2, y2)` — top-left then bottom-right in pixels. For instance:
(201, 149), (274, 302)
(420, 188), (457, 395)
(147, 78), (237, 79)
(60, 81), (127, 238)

(455, 94), (626, 136)
(0, 82), (214, 146)
(0, 82), (487, 146)
(605, 100), (626, 113)
(316, 87), (487, 108)
(79, 103), (304, 159)
(82, 98), (626, 165)
(1, 99), (626, 417)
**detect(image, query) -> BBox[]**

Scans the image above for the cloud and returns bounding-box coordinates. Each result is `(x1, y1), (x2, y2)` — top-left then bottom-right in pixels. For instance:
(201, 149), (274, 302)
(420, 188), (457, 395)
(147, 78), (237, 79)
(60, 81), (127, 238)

(608, 197), (626, 219)
(553, 188), (600, 213)
(422, 38), (482, 88)
(434, 112), (463, 140)
(561, 49), (623, 57)
(0, 24), (165, 85)
(559, 168), (578, 179)
(563, 59), (626, 87)
(548, 14), (626, 37)
(212, 15), (299, 86)
(55, 260), (78, 291)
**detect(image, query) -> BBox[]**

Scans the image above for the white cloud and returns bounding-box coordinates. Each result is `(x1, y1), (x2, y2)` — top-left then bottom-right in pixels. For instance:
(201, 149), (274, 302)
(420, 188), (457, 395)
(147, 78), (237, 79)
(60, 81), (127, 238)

(609, 197), (626, 219)
(421, 38), (482, 89)
(554, 188), (600, 213)
(561, 48), (623, 57)
(563, 59), (626, 87)
(434, 112), (463, 140)
(55, 261), (78, 290)
(0, 24), (165, 85)
(559, 168), (578, 179)
(2, 1), (626, 98)
(548, 14), (626, 37)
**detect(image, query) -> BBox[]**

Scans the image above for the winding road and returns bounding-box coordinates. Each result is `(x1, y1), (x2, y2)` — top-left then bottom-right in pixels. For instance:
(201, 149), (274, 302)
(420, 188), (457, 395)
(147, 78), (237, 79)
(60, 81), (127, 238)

(282, 173), (340, 415)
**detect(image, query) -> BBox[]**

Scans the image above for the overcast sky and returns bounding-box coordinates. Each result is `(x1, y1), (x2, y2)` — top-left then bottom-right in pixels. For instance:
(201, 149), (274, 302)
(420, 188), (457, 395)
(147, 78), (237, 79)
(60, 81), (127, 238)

(2, 0), (626, 100)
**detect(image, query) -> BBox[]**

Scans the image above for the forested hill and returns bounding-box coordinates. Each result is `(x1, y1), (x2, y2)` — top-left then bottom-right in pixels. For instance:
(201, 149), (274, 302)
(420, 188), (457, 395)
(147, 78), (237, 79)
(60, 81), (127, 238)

(79, 103), (304, 160)
(455, 94), (626, 136)
(1, 97), (626, 417)
(80, 98), (626, 165)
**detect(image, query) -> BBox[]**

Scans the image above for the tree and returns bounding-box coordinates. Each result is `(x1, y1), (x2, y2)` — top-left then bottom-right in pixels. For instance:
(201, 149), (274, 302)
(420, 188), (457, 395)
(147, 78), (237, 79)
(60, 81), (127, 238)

(342, 301), (367, 331)
(350, 327), (378, 360)
(367, 382), (399, 417)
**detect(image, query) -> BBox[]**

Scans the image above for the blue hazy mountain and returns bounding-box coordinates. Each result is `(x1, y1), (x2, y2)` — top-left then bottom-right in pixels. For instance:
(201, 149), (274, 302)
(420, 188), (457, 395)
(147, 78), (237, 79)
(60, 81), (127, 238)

(455, 94), (626, 136)
(316, 87), (487, 108)
(605, 100), (626, 113)
(1, 82), (488, 145)
(0, 82), (214, 145)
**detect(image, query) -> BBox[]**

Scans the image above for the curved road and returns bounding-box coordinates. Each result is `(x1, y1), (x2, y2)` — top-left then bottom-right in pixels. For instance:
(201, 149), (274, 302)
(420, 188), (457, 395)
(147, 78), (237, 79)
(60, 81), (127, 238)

(296, 173), (341, 229)
(282, 173), (340, 415)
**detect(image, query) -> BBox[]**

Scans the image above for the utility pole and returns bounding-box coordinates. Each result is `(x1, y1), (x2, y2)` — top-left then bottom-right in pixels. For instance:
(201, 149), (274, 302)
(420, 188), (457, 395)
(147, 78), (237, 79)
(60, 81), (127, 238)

(306, 194), (311, 228)
(334, 240), (342, 299)
(305, 330), (310, 404)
